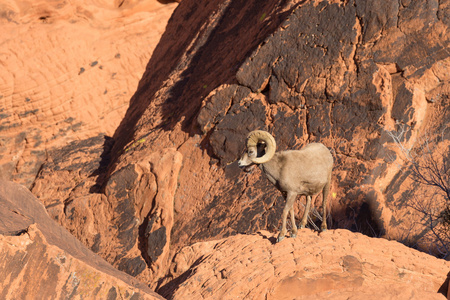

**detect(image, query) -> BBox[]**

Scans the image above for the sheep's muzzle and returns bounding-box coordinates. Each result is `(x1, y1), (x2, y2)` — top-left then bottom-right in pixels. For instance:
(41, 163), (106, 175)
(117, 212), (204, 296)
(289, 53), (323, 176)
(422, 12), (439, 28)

(240, 164), (255, 173)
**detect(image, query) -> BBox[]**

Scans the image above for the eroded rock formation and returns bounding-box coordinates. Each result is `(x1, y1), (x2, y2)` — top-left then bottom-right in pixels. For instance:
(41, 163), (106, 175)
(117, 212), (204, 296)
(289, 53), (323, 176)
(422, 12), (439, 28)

(2, 0), (449, 296)
(0, 180), (163, 299)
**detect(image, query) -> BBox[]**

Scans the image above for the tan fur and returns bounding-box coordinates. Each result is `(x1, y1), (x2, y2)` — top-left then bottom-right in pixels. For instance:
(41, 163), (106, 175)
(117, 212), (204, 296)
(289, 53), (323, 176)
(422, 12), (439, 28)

(238, 131), (333, 242)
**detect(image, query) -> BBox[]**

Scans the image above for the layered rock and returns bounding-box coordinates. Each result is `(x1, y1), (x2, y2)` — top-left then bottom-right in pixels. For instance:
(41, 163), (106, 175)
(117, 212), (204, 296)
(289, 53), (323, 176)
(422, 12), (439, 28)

(26, 0), (450, 290)
(0, 0), (177, 187)
(0, 180), (163, 299)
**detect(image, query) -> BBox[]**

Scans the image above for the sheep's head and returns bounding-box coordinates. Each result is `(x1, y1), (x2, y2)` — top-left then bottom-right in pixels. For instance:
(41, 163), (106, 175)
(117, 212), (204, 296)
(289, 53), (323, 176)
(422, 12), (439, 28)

(238, 130), (276, 171)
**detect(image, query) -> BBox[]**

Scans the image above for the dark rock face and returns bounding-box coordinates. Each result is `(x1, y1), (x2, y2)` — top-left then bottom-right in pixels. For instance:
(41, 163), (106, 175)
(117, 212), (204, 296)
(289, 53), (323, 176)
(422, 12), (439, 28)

(0, 130), (46, 188)
(161, 0), (448, 257)
(28, 0), (450, 290)
(109, 0), (303, 158)
(185, 0), (403, 240)
(145, 225), (167, 263)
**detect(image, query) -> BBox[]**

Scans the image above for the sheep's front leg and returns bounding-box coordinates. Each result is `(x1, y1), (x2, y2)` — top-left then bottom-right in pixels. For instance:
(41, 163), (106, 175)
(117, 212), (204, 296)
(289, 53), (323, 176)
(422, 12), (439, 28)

(299, 195), (312, 229)
(277, 192), (296, 243)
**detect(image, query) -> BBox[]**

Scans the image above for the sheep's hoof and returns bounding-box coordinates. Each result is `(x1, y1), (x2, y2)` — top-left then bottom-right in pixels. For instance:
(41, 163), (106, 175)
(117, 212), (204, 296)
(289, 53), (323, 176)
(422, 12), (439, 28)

(299, 225), (305, 229)
(321, 228), (328, 232)
(291, 233), (297, 239)
(277, 235), (285, 243)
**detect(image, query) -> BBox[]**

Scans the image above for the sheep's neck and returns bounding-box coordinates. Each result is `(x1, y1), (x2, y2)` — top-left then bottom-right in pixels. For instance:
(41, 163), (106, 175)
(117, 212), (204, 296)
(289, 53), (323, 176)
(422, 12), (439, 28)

(259, 160), (280, 188)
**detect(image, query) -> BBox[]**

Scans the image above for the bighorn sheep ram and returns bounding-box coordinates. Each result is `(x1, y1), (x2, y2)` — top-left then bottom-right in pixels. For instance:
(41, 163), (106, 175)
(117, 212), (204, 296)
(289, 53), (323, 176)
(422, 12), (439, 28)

(238, 130), (333, 242)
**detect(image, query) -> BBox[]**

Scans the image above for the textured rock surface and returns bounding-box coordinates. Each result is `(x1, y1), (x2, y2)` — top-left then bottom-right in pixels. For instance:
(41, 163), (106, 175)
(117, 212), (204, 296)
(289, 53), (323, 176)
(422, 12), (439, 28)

(0, 180), (163, 299)
(160, 229), (450, 299)
(0, 0), (177, 187)
(96, 0), (450, 272)
(14, 0), (450, 292)
(32, 146), (183, 286)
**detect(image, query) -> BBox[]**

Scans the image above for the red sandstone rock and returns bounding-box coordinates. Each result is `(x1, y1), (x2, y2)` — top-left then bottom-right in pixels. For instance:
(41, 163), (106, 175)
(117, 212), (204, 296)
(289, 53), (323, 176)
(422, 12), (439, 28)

(0, 0), (177, 187)
(160, 229), (450, 299)
(0, 225), (163, 299)
(0, 179), (163, 299)
(3, 0), (450, 294)
(32, 146), (184, 287)
(96, 0), (450, 275)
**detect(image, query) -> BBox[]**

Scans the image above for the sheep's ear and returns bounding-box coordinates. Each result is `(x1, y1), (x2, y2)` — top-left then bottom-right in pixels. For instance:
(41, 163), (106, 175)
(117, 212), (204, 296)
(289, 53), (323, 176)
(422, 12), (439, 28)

(247, 147), (257, 158)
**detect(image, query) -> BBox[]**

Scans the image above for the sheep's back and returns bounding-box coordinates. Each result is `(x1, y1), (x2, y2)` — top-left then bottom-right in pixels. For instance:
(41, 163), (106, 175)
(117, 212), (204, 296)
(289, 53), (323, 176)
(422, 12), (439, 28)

(275, 143), (332, 194)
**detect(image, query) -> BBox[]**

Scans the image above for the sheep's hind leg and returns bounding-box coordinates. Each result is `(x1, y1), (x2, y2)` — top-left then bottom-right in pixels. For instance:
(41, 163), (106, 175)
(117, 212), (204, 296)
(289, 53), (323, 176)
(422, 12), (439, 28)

(290, 206), (297, 238)
(299, 195), (312, 229)
(277, 192), (296, 243)
(321, 181), (331, 231)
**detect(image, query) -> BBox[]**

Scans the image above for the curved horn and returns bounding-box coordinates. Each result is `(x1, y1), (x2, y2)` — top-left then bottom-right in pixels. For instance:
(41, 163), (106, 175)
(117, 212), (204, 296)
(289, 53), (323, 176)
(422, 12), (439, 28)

(246, 130), (276, 164)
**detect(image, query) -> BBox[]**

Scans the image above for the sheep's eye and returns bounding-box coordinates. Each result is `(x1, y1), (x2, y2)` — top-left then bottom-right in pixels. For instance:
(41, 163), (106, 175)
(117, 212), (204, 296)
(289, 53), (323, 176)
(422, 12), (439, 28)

(248, 150), (255, 156)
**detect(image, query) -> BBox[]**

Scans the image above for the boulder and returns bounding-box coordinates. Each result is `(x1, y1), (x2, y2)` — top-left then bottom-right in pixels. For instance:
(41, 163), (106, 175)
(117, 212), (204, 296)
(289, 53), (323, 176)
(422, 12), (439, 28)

(160, 229), (450, 299)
